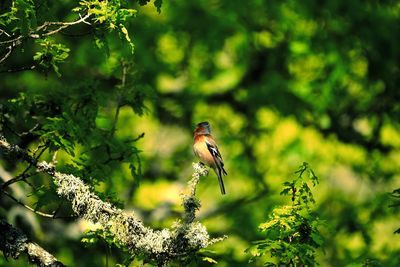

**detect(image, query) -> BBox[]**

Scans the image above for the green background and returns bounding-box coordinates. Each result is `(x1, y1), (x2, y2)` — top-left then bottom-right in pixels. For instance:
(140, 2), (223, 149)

(1, 0), (400, 266)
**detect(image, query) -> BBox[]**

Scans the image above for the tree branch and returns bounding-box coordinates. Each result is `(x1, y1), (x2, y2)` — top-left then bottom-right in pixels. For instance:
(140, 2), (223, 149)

(0, 135), (223, 265)
(0, 65), (36, 73)
(1, 190), (56, 218)
(0, 14), (92, 46)
(0, 218), (65, 267)
(0, 45), (13, 64)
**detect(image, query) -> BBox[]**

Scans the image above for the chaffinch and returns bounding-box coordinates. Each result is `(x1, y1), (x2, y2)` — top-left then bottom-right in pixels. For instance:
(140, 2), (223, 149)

(193, 121), (227, 195)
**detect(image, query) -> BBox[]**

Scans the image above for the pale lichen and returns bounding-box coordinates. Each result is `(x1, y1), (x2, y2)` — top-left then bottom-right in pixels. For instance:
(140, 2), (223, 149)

(0, 219), (65, 267)
(0, 136), (226, 266)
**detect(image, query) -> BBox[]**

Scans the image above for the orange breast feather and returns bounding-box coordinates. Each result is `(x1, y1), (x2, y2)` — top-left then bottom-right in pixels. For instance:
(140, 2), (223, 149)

(193, 135), (216, 168)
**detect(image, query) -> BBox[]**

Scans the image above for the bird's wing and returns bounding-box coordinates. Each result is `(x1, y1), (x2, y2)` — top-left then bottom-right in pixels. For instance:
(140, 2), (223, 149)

(205, 137), (227, 175)
(205, 137), (227, 194)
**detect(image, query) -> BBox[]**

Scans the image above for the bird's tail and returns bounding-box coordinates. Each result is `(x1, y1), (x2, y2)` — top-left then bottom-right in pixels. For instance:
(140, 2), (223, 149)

(216, 167), (226, 195)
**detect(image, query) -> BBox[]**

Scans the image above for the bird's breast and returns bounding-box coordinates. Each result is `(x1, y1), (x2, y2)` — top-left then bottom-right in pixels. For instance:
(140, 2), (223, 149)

(193, 141), (216, 167)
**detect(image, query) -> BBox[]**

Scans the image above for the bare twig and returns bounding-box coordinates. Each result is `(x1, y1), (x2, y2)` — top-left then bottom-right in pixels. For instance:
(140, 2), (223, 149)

(125, 132), (145, 143)
(0, 29), (11, 37)
(0, 14), (92, 46)
(110, 60), (129, 135)
(1, 190), (55, 218)
(37, 13), (91, 36)
(0, 65), (36, 73)
(2, 190), (76, 220)
(20, 123), (40, 136)
(1, 142), (48, 189)
(0, 165), (25, 198)
(1, 171), (35, 189)
(33, 143), (48, 160)
(0, 46), (12, 64)
(51, 151), (58, 165)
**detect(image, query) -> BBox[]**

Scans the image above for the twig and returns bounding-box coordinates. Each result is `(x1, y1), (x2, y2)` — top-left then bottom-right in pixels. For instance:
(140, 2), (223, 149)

(20, 123), (40, 136)
(110, 104), (122, 136)
(0, 29), (11, 37)
(0, 165), (25, 198)
(0, 65), (36, 74)
(125, 132), (145, 143)
(51, 151), (58, 165)
(0, 46), (12, 64)
(33, 143), (48, 160)
(1, 190), (55, 218)
(1, 142), (47, 189)
(0, 171), (35, 189)
(110, 60), (128, 135)
(0, 14), (92, 46)
(35, 13), (92, 37)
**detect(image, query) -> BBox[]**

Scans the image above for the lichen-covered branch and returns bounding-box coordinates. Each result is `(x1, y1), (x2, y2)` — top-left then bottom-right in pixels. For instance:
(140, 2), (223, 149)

(182, 163), (207, 223)
(0, 135), (224, 265)
(0, 218), (65, 267)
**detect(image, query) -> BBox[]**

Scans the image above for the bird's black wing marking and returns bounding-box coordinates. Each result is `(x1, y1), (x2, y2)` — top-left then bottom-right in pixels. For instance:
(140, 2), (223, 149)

(206, 141), (227, 175)
(206, 140), (227, 194)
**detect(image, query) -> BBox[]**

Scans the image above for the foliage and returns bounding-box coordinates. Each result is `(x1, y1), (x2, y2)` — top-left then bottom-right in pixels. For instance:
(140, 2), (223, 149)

(1, 0), (400, 266)
(249, 163), (323, 266)
(33, 38), (70, 76)
(73, 0), (137, 53)
(391, 188), (400, 234)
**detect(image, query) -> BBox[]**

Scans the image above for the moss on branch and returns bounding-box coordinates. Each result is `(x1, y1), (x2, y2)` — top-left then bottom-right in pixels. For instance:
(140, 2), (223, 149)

(0, 135), (224, 266)
(0, 219), (65, 267)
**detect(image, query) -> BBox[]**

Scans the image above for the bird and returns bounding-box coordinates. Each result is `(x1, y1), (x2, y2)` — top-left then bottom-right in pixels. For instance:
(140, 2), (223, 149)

(193, 121), (227, 195)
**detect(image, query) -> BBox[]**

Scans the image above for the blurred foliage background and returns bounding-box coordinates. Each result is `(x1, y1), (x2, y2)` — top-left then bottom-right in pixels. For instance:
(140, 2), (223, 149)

(1, 0), (400, 266)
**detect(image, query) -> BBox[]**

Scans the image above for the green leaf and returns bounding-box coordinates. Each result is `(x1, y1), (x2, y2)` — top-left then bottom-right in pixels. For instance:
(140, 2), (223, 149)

(310, 232), (324, 246)
(259, 219), (278, 231)
(154, 0), (163, 13)
(15, 0), (37, 35)
(34, 186), (59, 211)
(119, 24), (134, 53)
(33, 38), (70, 76)
(202, 257), (218, 264)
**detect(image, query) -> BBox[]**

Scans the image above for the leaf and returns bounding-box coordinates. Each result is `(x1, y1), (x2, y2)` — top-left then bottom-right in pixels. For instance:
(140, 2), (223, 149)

(202, 257), (218, 264)
(119, 25), (134, 53)
(310, 232), (324, 246)
(0, 7), (18, 26)
(280, 188), (291, 196)
(259, 219), (278, 231)
(33, 39), (70, 76)
(392, 188), (400, 195)
(15, 0), (37, 35)
(34, 186), (59, 211)
(154, 0), (163, 13)
(138, 0), (151, 5)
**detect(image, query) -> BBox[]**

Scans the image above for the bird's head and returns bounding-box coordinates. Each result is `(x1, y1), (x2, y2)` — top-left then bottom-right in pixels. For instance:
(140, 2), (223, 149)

(194, 121), (211, 136)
